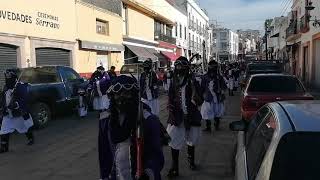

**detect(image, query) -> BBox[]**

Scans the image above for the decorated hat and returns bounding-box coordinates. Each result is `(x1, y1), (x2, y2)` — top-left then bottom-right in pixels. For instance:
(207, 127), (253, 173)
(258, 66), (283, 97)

(4, 68), (19, 79)
(174, 56), (190, 68)
(107, 75), (139, 95)
(143, 58), (153, 68)
(97, 66), (105, 71)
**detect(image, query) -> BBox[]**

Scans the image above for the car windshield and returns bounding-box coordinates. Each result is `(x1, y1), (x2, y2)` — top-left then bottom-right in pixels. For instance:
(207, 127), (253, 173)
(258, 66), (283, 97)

(247, 76), (305, 93)
(270, 132), (320, 180)
(248, 64), (282, 72)
(120, 65), (143, 74)
(20, 67), (60, 84)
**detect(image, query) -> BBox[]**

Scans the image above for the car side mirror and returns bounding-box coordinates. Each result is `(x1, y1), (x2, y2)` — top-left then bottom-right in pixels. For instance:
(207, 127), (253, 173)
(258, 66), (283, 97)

(229, 121), (246, 131)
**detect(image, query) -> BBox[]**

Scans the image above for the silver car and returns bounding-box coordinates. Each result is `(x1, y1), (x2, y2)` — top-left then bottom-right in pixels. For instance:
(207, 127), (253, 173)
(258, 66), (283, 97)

(230, 100), (320, 180)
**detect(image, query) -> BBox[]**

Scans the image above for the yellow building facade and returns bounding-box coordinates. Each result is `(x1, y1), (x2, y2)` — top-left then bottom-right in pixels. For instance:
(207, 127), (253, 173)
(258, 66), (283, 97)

(75, 0), (124, 77)
(0, 0), (124, 86)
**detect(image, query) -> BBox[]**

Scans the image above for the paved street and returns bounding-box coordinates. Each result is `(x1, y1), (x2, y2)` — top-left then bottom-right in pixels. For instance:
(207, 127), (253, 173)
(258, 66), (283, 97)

(0, 92), (240, 180)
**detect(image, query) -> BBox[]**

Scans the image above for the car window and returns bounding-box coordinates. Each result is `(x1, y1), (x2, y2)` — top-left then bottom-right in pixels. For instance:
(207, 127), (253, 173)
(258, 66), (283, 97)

(120, 65), (143, 74)
(246, 106), (270, 146)
(270, 132), (320, 180)
(246, 113), (276, 180)
(62, 67), (80, 82)
(247, 76), (305, 93)
(20, 67), (60, 84)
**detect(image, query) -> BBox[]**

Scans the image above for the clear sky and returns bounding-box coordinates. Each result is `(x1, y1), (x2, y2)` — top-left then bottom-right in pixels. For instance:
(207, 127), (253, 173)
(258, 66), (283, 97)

(198, 0), (292, 31)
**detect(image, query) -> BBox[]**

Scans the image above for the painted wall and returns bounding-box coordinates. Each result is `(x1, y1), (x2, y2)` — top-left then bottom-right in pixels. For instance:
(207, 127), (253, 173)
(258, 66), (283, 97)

(0, 0), (76, 41)
(75, 1), (123, 73)
(76, 1), (123, 44)
(127, 7), (155, 42)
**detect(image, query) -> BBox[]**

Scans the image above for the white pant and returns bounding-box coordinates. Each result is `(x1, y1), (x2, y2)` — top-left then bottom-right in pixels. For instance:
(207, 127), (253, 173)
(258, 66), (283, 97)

(93, 95), (110, 111)
(0, 115), (34, 135)
(167, 124), (201, 150)
(141, 98), (160, 116)
(114, 139), (133, 180)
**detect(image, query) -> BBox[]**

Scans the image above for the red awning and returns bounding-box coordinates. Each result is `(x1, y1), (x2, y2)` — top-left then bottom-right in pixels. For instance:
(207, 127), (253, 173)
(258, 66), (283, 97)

(161, 51), (179, 62)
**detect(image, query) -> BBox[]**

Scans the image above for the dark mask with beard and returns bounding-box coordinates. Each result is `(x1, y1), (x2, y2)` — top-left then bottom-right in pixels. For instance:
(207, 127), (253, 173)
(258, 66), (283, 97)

(113, 90), (138, 113)
(5, 78), (16, 89)
(144, 67), (151, 73)
(208, 67), (217, 78)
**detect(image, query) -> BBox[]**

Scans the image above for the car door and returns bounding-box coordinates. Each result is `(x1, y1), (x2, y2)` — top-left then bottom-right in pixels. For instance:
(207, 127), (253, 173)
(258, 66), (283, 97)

(235, 106), (270, 180)
(245, 108), (276, 180)
(59, 67), (83, 106)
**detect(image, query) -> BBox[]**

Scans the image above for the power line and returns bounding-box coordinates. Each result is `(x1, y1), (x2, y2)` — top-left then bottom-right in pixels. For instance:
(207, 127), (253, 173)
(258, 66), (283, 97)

(281, 0), (292, 16)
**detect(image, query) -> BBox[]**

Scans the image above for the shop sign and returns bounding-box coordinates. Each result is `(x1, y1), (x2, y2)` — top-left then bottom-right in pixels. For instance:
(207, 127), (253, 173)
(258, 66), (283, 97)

(80, 41), (124, 52)
(0, 10), (60, 29)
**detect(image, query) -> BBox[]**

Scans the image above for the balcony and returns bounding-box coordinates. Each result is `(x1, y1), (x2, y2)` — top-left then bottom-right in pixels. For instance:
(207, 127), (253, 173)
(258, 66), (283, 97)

(299, 15), (310, 33)
(155, 33), (176, 44)
(286, 20), (298, 39)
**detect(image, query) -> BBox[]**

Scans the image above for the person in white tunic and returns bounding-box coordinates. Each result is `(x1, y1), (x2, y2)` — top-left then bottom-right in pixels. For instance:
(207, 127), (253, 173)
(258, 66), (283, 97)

(166, 57), (203, 177)
(0, 69), (34, 153)
(201, 61), (227, 132)
(92, 66), (111, 111)
(140, 59), (160, 116)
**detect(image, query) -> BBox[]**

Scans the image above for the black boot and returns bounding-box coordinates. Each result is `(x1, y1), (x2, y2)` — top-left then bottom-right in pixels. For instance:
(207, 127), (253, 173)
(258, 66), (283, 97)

(167, 148), (179, 178)
(25, 129), (34, 146)
(187, 145), (197, 171)
(202, 120), (211, 132)
(0, 134), (9, 153)
(214, 117), (221, 131)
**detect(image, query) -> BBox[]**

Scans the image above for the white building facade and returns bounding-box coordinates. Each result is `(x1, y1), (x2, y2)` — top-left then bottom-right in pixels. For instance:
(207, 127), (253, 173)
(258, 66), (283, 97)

(215, 28), (239, 62)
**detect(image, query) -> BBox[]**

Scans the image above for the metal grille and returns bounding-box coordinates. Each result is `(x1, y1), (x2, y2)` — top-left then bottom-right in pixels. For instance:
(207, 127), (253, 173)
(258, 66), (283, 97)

(0, 44), (18, 89)
(36, 48), (70, 67)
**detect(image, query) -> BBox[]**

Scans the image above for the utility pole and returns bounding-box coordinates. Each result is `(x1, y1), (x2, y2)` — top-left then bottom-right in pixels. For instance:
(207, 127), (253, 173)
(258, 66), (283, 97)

(265, 33), (268, 61)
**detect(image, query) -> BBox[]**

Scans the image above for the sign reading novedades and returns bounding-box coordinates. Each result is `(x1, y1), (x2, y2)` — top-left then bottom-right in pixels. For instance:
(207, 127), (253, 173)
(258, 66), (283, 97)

(0, 10), (60, 29)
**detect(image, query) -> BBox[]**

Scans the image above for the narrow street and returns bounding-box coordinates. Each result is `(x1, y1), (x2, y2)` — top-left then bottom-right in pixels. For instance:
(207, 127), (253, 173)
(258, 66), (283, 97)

(0, 91), (240, 180)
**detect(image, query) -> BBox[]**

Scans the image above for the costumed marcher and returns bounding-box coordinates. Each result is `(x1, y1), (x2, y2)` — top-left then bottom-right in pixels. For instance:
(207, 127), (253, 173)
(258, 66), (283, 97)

(98, 75), (164, 180)
(108, 66), (117, 80)
(226, 64), (234, 96)
(140, 59), (160, 116)
(166, 56), (203, 177)
(163, 68), (173, 93)
(92, 66), (111, 111)
(201, 61), (227, 132)
(0, 69), (34, 153)
(233, 63), (240, 91)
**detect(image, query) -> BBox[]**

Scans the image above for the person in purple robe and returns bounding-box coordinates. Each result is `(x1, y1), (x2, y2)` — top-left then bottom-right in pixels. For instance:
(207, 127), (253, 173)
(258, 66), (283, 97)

(98, 75), (164, 180)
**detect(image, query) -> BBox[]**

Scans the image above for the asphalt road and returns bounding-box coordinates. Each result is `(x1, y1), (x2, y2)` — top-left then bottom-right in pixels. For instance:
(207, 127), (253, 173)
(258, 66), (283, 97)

(0, 91), (240, 180)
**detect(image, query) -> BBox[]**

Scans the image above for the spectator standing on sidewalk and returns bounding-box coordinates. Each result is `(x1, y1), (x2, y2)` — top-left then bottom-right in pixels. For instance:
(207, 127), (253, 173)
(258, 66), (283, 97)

(107, 66), (117, 80)
(0, 69), (34, 153)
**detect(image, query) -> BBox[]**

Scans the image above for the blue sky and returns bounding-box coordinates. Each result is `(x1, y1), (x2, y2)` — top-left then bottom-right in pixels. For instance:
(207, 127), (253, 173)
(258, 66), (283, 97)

(198, 0), (291, 31)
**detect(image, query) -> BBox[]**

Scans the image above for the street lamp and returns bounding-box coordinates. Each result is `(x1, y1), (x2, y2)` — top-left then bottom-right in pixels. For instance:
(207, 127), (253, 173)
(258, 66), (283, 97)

(265, 29), (271, 60)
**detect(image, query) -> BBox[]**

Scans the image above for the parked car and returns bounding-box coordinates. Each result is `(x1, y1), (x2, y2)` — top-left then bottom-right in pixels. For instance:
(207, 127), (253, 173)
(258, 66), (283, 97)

(120, 63), (143, 80)
(241, 74), (313, 121)
(230, 100), (320, 180)
(240, 62), (283, 88)
(16, 66), (85, 128)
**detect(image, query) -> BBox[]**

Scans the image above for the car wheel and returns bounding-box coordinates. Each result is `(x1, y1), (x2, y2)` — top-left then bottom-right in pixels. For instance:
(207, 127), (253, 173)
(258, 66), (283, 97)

(31, 102), (51, 129)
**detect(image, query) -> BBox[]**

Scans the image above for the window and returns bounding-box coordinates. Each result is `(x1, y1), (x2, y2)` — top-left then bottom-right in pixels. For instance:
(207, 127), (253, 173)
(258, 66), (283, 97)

(20, 67), (60, 84)
(96, 19), (109, 35)
(175, 24), (178, 37)
(270, 132), (320, 180)
(62, 67), (80, 82)
(166, 26), (173, 37)
(185, 27), (187, 40)
(246, 108), (275, 180)
(180, 24), (182, 38)
(247, 76), (305, 93)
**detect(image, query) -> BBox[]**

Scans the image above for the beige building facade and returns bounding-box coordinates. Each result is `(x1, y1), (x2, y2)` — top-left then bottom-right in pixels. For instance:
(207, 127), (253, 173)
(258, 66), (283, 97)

(0, 0), (124, 86)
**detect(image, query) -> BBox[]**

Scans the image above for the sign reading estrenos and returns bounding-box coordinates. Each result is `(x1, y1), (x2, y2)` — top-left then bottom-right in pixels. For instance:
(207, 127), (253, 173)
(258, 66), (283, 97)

(0, 10), (60, 29)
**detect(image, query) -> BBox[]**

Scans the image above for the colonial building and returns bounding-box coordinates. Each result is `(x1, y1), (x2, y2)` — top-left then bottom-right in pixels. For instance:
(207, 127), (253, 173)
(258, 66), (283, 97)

(0, 0), (77, 87)
(214, 28), (239, 62)
(121, 0), (178, 68)
(286, 0), (320, 88)
(75, 0), (124, 77)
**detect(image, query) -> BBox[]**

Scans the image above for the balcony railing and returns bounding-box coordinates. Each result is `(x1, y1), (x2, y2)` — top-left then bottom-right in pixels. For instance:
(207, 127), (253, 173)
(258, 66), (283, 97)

(286, 20), (298, 38)
(299, 15), (310, 33)
(155, 33), (176, 44)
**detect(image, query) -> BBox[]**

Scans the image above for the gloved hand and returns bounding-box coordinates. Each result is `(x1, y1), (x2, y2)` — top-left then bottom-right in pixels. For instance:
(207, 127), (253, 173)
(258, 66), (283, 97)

(8, 101), (19, 110)
(23, 113), (31, 120)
